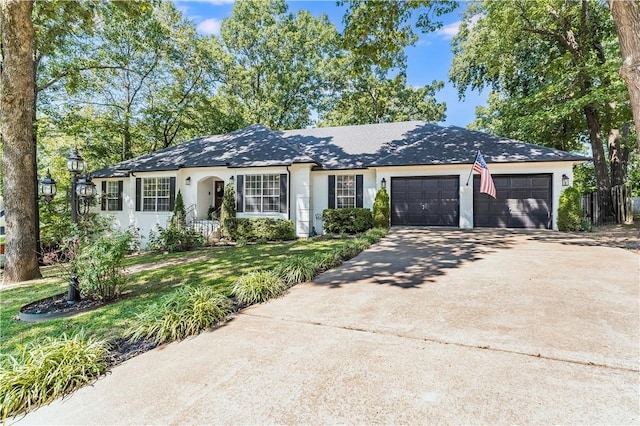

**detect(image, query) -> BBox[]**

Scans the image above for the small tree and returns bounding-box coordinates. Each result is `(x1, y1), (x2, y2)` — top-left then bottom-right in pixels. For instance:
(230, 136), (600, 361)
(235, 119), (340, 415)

(171, 189), (186, 227)
(372, 188), (390, 228)
(557, 186), (583, 231)
(220, 182), (236, 239)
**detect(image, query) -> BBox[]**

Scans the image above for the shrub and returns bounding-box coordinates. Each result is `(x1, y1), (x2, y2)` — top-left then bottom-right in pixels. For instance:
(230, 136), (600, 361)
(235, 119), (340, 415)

(220, 183), (236, 239)
(76, 230), (133, 301)
(372, 188), (390, 228)
(225, 218), (295, 242)
(363, 227), (387, 244)
(322, 208), (373, 234)
(313, 251), (343, 272)
(274, 255), (320, 285)
(232, 271), (288, 305)
(0, 334), (110, 420)
(557, 186), (583, 231)
(171, 189), (186, 227)
(147, 224), (204, 252)
(126, 286), (233, 345)
(335, 243), (361, 261)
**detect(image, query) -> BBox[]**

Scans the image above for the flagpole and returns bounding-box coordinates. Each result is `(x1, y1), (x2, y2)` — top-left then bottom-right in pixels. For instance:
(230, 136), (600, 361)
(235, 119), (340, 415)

(466, 150), (480, 186)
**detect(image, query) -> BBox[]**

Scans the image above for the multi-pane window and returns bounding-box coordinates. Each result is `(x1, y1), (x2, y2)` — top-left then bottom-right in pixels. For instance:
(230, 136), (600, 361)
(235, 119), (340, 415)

(143, 177), (171, 211)
(245, 174), (280, 213)
(105, 181), (120, 211)
(336, 175), (355, 208)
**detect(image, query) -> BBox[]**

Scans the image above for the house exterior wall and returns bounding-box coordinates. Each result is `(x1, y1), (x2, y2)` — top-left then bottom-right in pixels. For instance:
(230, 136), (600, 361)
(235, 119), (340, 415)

(94, 160), (576, 247)
(309, 169), (377, 234)
(374, 161), (576, 231)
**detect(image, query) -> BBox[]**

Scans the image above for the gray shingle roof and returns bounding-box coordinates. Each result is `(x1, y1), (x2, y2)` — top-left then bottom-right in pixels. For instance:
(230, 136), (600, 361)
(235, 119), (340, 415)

(92, 121), (588, 177)
(92, 124), (316, 178)
(282, 121), (588, 169)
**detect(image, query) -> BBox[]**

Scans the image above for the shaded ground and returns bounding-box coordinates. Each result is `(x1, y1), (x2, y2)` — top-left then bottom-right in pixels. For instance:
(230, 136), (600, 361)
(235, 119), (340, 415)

(14, 227), (639, 425)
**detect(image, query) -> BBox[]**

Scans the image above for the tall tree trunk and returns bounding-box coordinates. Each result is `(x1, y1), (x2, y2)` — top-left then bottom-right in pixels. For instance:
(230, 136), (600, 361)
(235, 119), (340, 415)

(609, 0), (640, 152)
(1, 0), (42, 282)
(608, 128), (629, 187)
(584, 106), (611, 192)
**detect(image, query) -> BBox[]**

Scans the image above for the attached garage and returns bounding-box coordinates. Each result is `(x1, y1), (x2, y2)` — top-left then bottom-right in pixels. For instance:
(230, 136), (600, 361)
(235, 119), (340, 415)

(391, 176), (459, 226)
(474, 174), (552, 229)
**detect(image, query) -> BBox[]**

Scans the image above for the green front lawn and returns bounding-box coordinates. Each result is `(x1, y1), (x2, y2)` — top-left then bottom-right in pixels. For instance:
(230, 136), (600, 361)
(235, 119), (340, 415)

(0, 238), (345, 356)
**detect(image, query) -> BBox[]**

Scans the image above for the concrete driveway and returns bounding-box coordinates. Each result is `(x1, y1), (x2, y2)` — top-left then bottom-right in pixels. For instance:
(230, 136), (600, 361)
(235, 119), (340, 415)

(13, 228), (640, 425)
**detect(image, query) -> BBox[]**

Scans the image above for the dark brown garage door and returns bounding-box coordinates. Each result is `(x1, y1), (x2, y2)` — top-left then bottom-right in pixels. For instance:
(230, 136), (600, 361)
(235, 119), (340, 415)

(474, 174), (552, 229)
(391, 176), (459, 226)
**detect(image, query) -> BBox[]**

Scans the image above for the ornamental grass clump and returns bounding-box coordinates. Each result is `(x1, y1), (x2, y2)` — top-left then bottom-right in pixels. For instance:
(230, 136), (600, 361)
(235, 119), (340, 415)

(232, 270), (288, 305)
(126, 286), (232, 345)
(275, 255), (320, 285)
(0, 334), (110, 420)
(313, 251), (343, 272)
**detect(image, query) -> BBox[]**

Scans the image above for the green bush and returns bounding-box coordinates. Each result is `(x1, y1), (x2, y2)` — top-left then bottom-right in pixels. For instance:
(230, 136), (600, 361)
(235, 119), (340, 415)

(0, 334), (110, 420)
(313, 251), (343, 272)
(126, 286), (233, 345)
(225, 218), (295, 242)
(76, 230), (133, 301)
(274, 255), (320, 285)
(557, 186), (583, 231)
(232, 270), (288, 305)
(220, 183), (236, 239)
(363, 227), (387, 244)
(372, 188), (390, 228)
(171, 189), (186, 227)
(322, 208), (373, 234)
(147, 224), (204, 252)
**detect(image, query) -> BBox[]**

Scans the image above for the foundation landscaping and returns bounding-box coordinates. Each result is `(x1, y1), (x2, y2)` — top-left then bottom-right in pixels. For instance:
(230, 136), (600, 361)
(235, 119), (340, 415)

(0, 223), (388, 421)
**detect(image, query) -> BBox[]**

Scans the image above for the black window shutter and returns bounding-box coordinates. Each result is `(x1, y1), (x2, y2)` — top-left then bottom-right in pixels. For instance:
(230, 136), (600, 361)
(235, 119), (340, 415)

(356, 174), (364, 208)
(117, 180), (123, 211)
(101, 181), (107, 211)
(135, 178), (141, 211)
(279, 174), (288, 213)
(169, 177), (176, 211)
(236, 175), (244, 212)
(328, 175), (335, 209)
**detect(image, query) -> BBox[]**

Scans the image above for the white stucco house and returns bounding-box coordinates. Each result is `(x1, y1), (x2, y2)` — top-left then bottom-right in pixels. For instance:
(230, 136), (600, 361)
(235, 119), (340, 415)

(91, 121), (588, 246)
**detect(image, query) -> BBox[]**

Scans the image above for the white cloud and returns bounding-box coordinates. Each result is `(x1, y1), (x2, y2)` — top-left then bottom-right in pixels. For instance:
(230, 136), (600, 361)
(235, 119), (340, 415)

(196, 18), (222, 35)
(436, 21), (461, 39)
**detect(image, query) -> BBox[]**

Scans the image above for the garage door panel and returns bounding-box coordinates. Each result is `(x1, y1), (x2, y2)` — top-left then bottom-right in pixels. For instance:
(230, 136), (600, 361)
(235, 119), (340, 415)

(474, 174), (552, 229)
(391, 177), (459, 226)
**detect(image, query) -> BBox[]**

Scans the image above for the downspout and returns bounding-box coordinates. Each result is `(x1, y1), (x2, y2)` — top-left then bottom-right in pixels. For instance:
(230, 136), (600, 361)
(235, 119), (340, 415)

(286, 165), (291, 222)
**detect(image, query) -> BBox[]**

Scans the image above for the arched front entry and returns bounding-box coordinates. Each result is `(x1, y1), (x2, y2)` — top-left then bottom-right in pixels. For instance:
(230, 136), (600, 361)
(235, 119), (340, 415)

(196, 176), (225, 220)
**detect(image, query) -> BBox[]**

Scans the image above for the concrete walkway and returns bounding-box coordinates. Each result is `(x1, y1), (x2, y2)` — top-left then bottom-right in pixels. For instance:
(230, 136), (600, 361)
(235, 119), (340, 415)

(13, 228), (640, 424)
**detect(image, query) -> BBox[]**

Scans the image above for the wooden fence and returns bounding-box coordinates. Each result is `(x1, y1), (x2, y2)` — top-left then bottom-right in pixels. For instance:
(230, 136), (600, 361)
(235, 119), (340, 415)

(581, 185), (633, 226)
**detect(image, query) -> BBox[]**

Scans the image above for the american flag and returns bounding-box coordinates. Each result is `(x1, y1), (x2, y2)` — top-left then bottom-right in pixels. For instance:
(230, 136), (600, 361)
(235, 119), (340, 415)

(473, 151), (496, 198)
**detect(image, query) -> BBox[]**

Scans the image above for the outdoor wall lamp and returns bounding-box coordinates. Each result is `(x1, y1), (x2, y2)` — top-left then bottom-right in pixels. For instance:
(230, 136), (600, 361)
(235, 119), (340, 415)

(185, 177), (191, 185)
(38, 147), (96, 303)
(381, 177), (387, 189)
(229, 175), (234, 184)
(562, 174), (570, 186)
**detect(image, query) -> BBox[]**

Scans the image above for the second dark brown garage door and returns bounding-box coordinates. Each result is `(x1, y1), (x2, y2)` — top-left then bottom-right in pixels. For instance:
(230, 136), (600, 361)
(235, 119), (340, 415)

(474, 174), (552, 229)
(391, 176), (459, 226)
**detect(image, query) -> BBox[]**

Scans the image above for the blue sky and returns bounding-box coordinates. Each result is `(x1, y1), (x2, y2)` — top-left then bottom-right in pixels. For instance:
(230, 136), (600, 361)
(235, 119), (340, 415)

(172, 0), (488, 127)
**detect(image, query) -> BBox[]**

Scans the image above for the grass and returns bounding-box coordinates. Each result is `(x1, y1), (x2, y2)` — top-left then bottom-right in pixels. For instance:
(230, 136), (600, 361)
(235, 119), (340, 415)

(126, 287), (233, 345)
(232, 270), (288, 305)
(0, 333), (110, 420)
(0, 238), (348, 357)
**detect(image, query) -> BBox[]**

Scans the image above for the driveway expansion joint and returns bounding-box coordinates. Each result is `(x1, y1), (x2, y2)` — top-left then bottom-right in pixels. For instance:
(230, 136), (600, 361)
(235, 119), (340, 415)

(240, 312), (639, 374)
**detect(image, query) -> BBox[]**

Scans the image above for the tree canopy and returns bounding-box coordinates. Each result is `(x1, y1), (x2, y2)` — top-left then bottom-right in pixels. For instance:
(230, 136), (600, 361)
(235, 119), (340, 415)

(450, 0), (634, 191)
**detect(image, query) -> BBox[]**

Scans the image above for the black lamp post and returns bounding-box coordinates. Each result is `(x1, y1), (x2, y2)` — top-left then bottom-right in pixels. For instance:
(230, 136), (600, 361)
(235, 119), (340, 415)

(38, 148), (96, 303)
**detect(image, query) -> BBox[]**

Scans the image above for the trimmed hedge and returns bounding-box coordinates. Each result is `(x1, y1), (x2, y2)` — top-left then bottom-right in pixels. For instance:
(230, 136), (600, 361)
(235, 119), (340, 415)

(557, 186), (583, 231)
(322, 208), (373, 234)
(225, 218), (296, 242)
(372, 188), (390, 228)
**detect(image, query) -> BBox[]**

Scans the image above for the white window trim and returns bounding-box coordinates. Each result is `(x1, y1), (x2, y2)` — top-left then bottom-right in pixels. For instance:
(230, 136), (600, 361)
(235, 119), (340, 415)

(244, 174), (280, 213)
(336, 175), (356, 209)
(142, 177), (171, 212)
